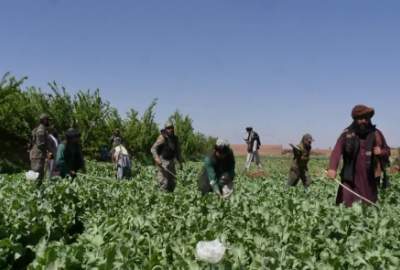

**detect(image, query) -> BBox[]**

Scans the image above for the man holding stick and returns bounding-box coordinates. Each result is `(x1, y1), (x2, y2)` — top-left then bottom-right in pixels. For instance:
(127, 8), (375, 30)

(327, 105), (390, 207)
(151, 122), (183, 192)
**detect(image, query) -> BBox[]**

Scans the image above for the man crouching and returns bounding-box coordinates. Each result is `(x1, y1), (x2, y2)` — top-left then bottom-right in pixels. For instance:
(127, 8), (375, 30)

(198, 139), (235, 198)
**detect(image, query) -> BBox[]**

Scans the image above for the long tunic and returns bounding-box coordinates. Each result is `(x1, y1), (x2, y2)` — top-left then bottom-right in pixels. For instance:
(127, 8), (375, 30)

(56, 143), (85, 178)
(329, 129), (390, 207)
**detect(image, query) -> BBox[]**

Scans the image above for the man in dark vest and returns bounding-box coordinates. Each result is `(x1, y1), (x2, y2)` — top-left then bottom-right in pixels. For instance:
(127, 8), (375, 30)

(151, 122), (183, 192)
(327, 105), (391, 207)
(198, 139), (235, 198)
(29, 113), (51, 182)
(244, 127), (262, 171)
(56, 128), (86, 179)
(288, 134), (314, 190)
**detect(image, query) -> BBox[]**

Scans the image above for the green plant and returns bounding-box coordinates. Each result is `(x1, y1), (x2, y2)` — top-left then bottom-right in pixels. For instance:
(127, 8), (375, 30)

(0, 73), (214, 170)
(1, 158), (399, 269)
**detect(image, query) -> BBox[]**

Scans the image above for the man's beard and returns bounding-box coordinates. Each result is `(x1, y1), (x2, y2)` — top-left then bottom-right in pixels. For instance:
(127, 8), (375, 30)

(304, 144), (312, 151)
(353, 121), (374, 138)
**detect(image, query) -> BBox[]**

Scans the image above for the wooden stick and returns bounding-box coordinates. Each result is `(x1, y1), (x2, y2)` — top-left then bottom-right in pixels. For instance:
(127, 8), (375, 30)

(157, 165), (178, 178)
(333, 178), (379, 208)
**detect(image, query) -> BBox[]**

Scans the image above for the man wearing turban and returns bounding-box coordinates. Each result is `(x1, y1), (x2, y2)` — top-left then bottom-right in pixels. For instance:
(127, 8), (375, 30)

(327, 105), (391, 207)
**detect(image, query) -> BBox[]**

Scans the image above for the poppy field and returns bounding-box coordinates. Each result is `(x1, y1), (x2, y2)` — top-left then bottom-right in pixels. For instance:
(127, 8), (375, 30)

(1, 158), (399, 269)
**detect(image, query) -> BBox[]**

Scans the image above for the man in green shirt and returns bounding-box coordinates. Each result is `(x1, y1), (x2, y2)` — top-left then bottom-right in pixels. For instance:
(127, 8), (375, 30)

(198, 139), (235, 198)
(287, 134), (314, 189)
(56, 128), (85, 178)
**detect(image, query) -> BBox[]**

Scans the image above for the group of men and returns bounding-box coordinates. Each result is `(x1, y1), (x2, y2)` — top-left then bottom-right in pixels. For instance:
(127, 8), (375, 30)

(150, 121), (236, 197)
(29, 104), (398, 207)
(286, 104), (393, 207)
(193, 103), (395, 207)
(29, 114), (85, 182)
(27, 113), (265, 198)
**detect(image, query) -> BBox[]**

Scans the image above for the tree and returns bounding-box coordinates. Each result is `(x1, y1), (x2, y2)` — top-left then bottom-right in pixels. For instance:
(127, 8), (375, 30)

(0, 73), (215, 171)
(0, 73), (31, 172)
(168, 110), (216, 161)
(123, 100), (159, 164)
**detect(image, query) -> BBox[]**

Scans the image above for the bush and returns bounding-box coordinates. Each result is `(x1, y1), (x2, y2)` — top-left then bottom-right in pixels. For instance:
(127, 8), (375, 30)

(0, 73), (214, 170)
(168, 110), (216, 161)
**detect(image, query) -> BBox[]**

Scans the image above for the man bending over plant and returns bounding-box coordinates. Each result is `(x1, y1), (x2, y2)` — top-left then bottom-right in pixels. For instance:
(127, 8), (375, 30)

(198, 139), (235, 198)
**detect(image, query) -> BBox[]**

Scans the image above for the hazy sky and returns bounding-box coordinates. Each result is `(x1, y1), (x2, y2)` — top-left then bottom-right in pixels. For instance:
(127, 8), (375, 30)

(1, 0), (399, 148)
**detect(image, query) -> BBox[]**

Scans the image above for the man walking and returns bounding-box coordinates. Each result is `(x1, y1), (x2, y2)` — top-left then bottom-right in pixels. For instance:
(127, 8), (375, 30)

(151, 122), (183, 192)
(244, 127), (262, 171)
(112, 138), (131, 180)
(327, 105), (391, 207)
(288, 134), (314, 190)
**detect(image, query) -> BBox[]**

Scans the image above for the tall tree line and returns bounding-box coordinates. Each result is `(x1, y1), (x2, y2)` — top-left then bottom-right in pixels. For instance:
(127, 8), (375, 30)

(0, 73), (215, 172)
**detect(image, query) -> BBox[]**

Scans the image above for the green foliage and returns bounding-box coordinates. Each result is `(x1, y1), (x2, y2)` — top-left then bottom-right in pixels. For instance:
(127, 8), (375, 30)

(72, 89), (119, 158)
(0, 73), (32, 172)
(169, 110), (216, 161)
(123, 100), (160, 165)
(0, 73), (214, 170)
(1, 159), (400, 269)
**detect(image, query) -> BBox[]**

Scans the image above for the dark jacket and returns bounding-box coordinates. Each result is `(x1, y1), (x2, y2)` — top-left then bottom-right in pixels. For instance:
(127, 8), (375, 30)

(56, 143), (85, 178)
(246, 131), (261, 153)
(339, 127), (390, 184)
(151, 132), (182, 162)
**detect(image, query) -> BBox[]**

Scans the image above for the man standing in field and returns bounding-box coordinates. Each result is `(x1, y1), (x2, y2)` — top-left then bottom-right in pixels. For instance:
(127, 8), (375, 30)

(244, 127), (262, 171)
(45, 128), (59, 179)
(110, 129), (123, 148)
(198, 139), (235, 198)
(327, 105), (391, 207)
(288, 134), (314, 190)
(56, 128), (86, 178)
(29, 113), (51, 183)
(151, 122), (183, 192)
(111, 137), (131, 180)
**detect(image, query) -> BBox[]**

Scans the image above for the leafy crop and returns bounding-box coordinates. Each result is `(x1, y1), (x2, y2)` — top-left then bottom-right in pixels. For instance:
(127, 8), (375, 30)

(1, 158), (399, 269)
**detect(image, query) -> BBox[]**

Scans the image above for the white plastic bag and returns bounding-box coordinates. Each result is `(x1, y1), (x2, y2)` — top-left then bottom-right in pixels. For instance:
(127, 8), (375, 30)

(25, 170), (39, 181)
(196, 239), (226, 264)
